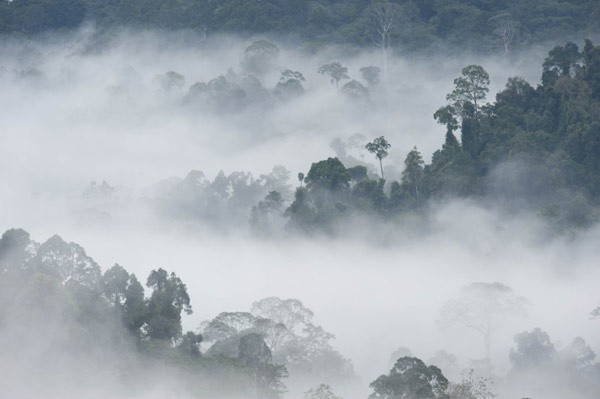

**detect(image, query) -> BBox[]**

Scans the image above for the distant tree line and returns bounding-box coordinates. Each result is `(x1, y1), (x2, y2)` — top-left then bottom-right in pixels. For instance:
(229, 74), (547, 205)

(1, 0), (600, 53)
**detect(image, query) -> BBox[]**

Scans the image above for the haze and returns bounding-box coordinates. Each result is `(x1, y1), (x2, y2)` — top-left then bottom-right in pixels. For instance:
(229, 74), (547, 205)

(1, 27), (599, 399)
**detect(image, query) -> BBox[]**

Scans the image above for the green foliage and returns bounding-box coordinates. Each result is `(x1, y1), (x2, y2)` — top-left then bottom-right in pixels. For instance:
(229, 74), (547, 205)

(280, 40), (600, 235)
(2, 0), (599, 53)
(318, 62), (349, 88)
(401, 147), (425, 207)
(0, 228), (296, 397)
(369, 356), (449, 399)
(366, 136), (391, 179)
(305, 157), (350, 193)
(446, 65), (490, 119)
(145, 268), (192, 341)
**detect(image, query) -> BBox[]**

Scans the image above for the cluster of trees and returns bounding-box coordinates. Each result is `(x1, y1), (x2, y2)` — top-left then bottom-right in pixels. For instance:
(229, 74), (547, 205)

(373, 328), (600, 399)
(1, 0), (600, 54)
(173, 40), (376, 111)
(199, 297), (354, 384)
(504, 328), (600, 397)
(274, 39), (600, 234)
(2, 228), (599, 398)
(0, 228), (288, 398)
(146, 165), (292, 230)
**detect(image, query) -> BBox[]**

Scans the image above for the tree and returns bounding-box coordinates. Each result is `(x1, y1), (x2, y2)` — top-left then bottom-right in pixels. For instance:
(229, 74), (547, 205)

(123, 273), (147, 335)
(251, 297), (314, 333)
(509, 328), (556, 370)
(401, 147), (425, 204)
(434, 104), (459, 143)
(243, 39), (279, 76)
(447, 369), (495, 399)
(446, 65), (490, 119)
(369, 2), (402, 77)
(488, 13), (519, 54)
(360, 66), (381, 88)
(592, 304), (600, 319)
(438, 282), (528, 361)
(177, 331), (203, 358)
(153, 71), (185, 92)
(542, 42), (582, 86)
(304, 158), (350, 193)
(145, 268), (192, 341)
(366, 136), (391, 179)
(0, 228), (34, 275)
(304, 384), (342, 399)
(318, 62), (349, 89)
(32, 235), (102, 291)
(341, 80), (369, 100)
(275, 70), (305, 100)
(250, 191), (285, 235)
(101, 264), (131, 307)
(238, 333), (288, 399)
(202, 297), (353, 380)
(561, 336), (596, 370)
(370, 357), (449, 399)
(298, 172), (305, 188)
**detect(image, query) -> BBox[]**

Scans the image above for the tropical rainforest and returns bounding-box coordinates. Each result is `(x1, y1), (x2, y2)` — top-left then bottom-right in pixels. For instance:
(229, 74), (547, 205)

(1, 0), (600, 52)
(1, 1), (600, 398)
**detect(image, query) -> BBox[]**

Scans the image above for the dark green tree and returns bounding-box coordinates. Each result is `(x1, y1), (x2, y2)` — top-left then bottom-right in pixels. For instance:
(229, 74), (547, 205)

(369, 357), (449, 399)
(401, 147), (425, 205)
(305, 157), (350, 193)
(542, 42), (582, 86)
(447, 65), (490, 119)
(366, 136), (391, 179)
(145, 268), (192, 341)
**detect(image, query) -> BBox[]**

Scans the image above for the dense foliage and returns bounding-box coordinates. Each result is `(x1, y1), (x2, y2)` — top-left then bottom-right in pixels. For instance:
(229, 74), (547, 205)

(0, 228), (289, 398)
(1, 0), (600, 52)
(283, 39), (600, 233)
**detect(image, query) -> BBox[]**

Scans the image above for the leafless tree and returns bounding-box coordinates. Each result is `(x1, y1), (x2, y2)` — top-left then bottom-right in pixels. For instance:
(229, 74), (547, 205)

(369, 2), (402, 77)
(489, 13), (519, 54)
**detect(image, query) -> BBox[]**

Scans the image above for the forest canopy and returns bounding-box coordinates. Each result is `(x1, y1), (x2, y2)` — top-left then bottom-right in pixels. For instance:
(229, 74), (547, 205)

(1, 0), (600, 53)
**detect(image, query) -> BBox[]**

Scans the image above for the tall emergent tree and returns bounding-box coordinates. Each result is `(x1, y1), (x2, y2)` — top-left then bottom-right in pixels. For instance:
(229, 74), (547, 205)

(438, 282), (529, 362)
(366, 136), (391, 179)
(369, 2), (401, 77)
(445, 65), (490, 119)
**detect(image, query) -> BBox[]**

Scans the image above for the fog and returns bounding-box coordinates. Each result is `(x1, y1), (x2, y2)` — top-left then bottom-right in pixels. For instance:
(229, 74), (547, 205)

(1, 26), (599, 399)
